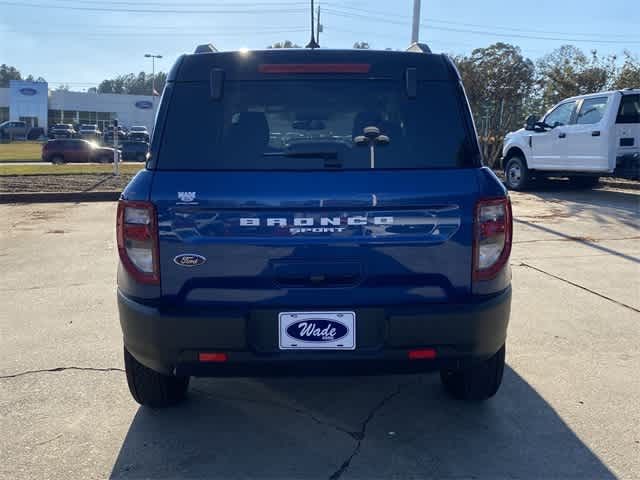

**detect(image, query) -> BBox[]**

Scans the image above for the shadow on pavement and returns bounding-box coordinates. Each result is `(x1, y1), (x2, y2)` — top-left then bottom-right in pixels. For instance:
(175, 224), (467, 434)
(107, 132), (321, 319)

(110, 366), (615, 479)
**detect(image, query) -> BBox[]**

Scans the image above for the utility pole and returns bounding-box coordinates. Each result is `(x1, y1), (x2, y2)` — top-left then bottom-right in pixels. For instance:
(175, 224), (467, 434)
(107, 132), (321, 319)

(144, 53), (162, 133)
(411, 0), (421, 44)
(316, 5), (322, 44)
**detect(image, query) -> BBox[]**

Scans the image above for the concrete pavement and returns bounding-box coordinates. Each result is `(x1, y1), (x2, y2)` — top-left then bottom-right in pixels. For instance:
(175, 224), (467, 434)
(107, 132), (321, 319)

(0, 184), (638, 479)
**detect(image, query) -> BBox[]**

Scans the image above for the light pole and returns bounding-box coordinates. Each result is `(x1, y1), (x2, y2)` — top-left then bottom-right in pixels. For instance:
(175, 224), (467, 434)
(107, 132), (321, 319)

(144, 53), (162, 132)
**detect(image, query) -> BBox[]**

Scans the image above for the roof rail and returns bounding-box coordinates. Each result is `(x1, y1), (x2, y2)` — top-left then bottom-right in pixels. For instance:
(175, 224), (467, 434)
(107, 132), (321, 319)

(194, 43), (218, 54)
(406, 42), (432, 54)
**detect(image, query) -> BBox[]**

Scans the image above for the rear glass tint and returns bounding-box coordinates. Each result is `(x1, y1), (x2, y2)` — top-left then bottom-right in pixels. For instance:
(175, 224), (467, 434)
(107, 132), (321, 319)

(156, 80), (472, 170)
(616, 94), (640, 124)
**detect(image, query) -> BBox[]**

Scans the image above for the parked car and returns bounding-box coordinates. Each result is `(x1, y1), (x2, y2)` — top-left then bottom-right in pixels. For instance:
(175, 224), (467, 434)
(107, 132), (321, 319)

(42, 138), (117, 163)
(502, 88), (640, 189)
(116, 45), (513, 407)
(128, 125), (150, 143)
(103, 126), (128, 144)
(78, 124), (102, 141)
(0, 120), (28, 140)
(26, 127), (45, 140)
(120, 140), (149, 162)
(50, 123), (77, 139)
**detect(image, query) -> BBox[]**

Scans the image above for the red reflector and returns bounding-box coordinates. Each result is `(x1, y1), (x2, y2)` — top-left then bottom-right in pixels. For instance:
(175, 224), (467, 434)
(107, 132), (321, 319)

(198, 352), (228, 363)
(258, 63), (371, 74)
(408, 349), (437, 360)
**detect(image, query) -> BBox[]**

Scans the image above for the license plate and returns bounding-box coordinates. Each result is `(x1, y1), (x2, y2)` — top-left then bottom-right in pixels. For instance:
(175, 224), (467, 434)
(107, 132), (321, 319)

(278, 311), (356, 350)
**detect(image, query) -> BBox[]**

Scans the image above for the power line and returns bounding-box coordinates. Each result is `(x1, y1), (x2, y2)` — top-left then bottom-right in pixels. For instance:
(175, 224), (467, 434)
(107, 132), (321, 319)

(3, 28), (308, 37)
(0, 1), (307, 14)
(323, 8), (640, 45)
(324, 2), (636, 39)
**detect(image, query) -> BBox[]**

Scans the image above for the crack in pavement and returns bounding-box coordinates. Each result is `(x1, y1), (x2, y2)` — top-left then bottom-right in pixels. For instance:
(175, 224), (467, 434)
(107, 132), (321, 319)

(0, 366), (125, 379)
(513, 235), (640, 244)
(328, 380), (415, 480)
(517, 262), (640, 313)
(190, 387), (357, 439)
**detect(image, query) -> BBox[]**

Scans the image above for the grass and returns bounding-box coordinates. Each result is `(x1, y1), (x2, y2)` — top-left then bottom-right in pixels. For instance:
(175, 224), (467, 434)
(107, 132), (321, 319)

(0, 163), (143, 176)
(0, 141), (44, 162)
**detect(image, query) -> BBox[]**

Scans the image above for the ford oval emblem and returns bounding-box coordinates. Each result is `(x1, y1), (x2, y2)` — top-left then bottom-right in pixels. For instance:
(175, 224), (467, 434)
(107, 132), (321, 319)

(135, 100), (153, 109)
(286, 318), (349, 342)
(20, 87), (37, 96)
(173, 254), (206, 267)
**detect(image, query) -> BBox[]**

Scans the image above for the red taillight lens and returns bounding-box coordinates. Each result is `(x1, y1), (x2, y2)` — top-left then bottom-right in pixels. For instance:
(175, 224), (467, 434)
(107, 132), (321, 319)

(473, 197), (512, 281)
(116, 200), (159, 285)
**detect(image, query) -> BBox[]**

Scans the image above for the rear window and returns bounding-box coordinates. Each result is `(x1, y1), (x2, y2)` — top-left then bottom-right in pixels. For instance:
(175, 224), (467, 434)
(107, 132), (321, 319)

(616, 94), (640, 124)
(156, 80), (473, 170)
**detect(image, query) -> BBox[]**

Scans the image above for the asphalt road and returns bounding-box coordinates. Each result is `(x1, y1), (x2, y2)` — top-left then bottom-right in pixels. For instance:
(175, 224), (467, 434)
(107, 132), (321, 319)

(1, 183), (639, 479)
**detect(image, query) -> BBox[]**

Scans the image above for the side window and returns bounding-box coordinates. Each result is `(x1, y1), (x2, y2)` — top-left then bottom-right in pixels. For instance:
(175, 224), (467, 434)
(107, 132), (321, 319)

(616, 95), (640, 124)
(576, 97), (608, 125)
(544, 101), (577, 127)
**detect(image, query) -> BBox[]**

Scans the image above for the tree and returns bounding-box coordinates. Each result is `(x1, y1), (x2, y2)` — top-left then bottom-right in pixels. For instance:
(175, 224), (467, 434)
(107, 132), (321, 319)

(55, 84), (70, 91)
(454, 43), (535, 166)
(268, 40), (301, 48)
(97, 71), (167, 95)
(613, 51), (640, 89)
(0, 64), (22, 87)
(25, 74), (47, 83)
(536, 45), (617, 108)
(353, 41), (370, 49)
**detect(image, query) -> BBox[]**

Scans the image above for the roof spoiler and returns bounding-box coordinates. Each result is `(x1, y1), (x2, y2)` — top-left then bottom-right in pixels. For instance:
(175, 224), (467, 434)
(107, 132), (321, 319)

(406, 42), (432, 54)
(194, 43), (218, 54)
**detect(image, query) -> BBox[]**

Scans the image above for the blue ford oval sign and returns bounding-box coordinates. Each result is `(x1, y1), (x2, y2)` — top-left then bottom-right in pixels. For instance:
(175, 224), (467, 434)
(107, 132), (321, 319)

(20, 88), (37, 96)
(173, 254), (206, 267)
(286, 318), (349, 342)
(135, 100), (153, 109)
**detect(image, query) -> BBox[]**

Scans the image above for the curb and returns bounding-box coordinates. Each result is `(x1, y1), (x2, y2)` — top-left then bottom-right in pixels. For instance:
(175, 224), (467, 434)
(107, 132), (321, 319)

(0, 191), (121, 204)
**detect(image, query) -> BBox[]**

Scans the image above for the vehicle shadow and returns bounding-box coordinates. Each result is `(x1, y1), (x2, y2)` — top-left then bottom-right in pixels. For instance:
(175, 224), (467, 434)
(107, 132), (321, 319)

(110, 366), (615, 479)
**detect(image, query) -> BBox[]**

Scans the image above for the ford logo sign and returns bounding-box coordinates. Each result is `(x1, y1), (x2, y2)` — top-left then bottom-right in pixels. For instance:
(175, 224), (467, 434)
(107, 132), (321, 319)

(135, 100), (153, 109)
(20, 88), (37, 96)
(286, 318), (349, 342)
(173, 254), (206, 267)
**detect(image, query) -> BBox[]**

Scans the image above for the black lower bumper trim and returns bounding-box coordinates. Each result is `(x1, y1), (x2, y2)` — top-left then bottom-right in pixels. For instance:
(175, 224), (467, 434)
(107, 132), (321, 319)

(118, 288), (511, 376)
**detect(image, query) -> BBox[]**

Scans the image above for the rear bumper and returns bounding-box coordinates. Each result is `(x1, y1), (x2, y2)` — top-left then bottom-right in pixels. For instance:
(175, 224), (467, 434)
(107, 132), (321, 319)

(118, 288), (511, 376)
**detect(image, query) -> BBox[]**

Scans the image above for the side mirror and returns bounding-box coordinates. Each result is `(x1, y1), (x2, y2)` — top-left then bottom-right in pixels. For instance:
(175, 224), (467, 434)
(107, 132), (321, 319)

(524, 115), (538, 131)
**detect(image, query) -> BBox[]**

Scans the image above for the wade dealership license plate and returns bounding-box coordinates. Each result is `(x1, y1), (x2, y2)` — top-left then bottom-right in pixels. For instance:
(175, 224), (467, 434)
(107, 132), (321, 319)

(278, 311), (356, 350)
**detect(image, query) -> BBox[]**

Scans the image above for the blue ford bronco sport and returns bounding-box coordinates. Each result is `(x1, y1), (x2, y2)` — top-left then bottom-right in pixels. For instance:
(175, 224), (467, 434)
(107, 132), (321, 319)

(117, 43), (512, 407)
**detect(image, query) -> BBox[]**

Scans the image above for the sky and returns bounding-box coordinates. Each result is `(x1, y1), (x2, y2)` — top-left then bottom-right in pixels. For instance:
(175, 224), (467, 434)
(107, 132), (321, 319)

(0, 0), (638, 90)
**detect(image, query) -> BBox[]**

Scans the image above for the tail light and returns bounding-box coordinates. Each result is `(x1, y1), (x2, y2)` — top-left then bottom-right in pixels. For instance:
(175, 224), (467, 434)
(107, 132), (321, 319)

(116, 200), (159, 285)
(473, 197), (512, 281)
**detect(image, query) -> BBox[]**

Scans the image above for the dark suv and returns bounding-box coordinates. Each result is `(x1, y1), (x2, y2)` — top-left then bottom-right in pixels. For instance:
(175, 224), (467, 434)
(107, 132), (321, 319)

(117, 46), (512, 407)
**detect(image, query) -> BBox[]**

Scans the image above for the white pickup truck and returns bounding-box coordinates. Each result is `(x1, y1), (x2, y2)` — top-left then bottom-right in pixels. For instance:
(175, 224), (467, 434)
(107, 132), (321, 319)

(502, 89), (639, 189)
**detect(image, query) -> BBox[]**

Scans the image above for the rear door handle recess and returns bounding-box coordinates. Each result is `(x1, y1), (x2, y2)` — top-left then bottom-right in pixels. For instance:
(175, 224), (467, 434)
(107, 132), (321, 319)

(558, 132), (566, 138)
(592, 131), (601, 136)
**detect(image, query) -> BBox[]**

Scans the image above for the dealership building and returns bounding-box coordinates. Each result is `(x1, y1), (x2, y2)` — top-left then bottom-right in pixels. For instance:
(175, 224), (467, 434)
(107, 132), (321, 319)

(0, 80), (156, 132)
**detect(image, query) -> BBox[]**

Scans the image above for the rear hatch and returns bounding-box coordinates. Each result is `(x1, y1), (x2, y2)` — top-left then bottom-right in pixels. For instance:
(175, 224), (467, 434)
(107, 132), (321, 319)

(150, 51), (481, 308)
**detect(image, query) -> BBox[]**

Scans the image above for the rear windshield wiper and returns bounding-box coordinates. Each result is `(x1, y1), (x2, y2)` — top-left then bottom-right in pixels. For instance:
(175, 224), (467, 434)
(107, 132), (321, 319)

(263, 150), (339, 159)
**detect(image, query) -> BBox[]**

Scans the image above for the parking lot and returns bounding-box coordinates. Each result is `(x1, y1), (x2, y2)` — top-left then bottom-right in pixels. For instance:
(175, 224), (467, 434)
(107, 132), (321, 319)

(0, 183), (638, 479)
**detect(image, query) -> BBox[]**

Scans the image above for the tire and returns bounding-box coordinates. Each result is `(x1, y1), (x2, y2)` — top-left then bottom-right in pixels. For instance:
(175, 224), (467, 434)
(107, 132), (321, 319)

(440, 344), (506, 402)
(50, 155), (64, 165)
(124, 346), (189, 408)
(504, 156), (530, 190)
(569, 176), (600, 188)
